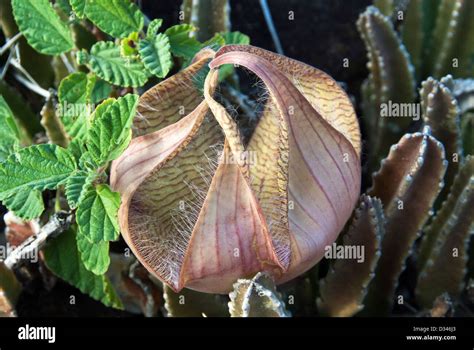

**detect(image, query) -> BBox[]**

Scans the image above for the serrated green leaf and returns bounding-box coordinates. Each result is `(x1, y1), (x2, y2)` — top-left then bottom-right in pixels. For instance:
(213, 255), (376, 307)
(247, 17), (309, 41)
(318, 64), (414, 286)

(58, 72), (91, 108)
(58, 72), (94, 139)
(78, 152), (97, 171)
(76, 231), (110, 275)
(84, 0), (144, 38)
(87, 94), (138, 165)
(0, 96), (20, 162)
(67, 139), (87, 164)
(221, 31), (250, 45)
(0, 144), (76, 200)
(2, 190), (44, 220)
(76, 184), (120, 243)
(87, 41), (149, 87)
(70, 0), (86, 18)
(165, 24), (201, 59)
(89, 98), (114, 124)
(12, 0), (74, 55)
(90, 79), (112, 104)
(65, 170), (94, 208)
(138, 33), (173, 78)
(147, 18), (163, 38)
(44, 228), (122, 309)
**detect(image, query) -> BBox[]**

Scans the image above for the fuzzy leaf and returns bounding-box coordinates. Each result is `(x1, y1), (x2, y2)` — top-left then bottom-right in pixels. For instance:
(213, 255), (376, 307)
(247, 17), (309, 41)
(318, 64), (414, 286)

(12, 0), (74, 55)
(87, 94), (139, 166)
(363, 127), (447, 315)
(84, 0), (144, 38)
(416, 156), (474, 307)
(228, 272), (290, 317)
(70, 0), (86, 18)
(147, 18), (163, 38)
(2, 190), (44, 220)
(65, 170), (94, 209)
(58, 72), (94, 139)
(44, 228), (122, 309)
(76, 231), (110, 275)
(76, 184), (120, 243)
(87, 41), (149, 87)
(317, 195), (384, 317)
(138, 33), (173, 78)
(0, 96), (20, 161)
(58, 72), (93, 111)
(90, 79), (112, 104)
(163, 286), (229, 317)
(165, 24), (201, 59)
(0, 144), (76, 200)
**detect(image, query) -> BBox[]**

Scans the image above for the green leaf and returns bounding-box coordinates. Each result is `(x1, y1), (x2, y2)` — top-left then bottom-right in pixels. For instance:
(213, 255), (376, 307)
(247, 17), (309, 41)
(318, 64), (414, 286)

(58, 72), (94, 139)
(44, 228), (122, 309)
(2, 190), (44, 220)
(84, 0), (144, 38)
(0, 96), (20, 162)
(90, 79), (112, 104)
(65, 170), (94, 209)
(12, 0), (74, 55)
(165, 24), (201, 59)
(67, 139), (87, 163)
(70, 0), (86, 18)
(221, 31), (250, 45)
(76, 184), (120, 243)
(139, 33), (173, 78)
(58, 73), (92, 108)
(89, 98), (115, 124)
(201, 33), (225, 51)
(147, 18), (163, 38)
(0, 144), (76, 200)
(87, 94), (138, 165)
(87, 41), (149, 87)
(76, 231), (110, 275)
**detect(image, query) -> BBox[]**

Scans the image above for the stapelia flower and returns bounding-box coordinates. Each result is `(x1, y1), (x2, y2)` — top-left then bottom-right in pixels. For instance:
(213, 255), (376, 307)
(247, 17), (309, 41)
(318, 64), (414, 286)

(111, 45), (361, 294)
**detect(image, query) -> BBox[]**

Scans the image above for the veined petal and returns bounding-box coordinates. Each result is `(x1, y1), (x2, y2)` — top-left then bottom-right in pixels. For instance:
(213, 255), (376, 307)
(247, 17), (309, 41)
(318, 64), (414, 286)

(181, 145), (283, 294)
(210, 46), (361, 282)
(111, 50), (223, 291)
(132, 48), (215, 137)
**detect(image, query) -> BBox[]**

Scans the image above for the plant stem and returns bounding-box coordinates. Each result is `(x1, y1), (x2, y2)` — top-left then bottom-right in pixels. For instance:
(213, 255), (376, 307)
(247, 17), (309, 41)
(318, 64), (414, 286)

(259, 0), (284, 55)
(0, 32), (22, 56)
(40, 95), (69, 147)
(4, 212), (73, 269)
(183, 0), (230, 41)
